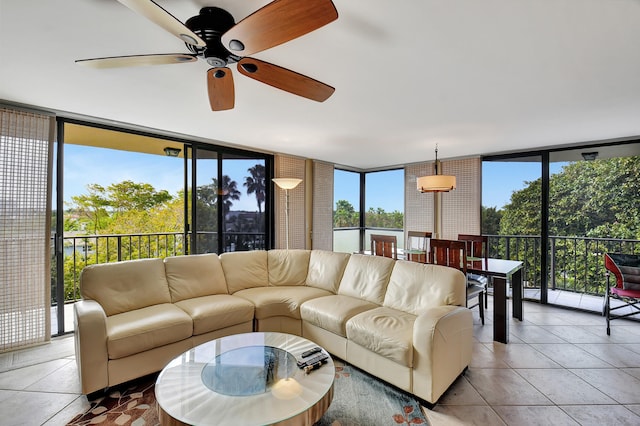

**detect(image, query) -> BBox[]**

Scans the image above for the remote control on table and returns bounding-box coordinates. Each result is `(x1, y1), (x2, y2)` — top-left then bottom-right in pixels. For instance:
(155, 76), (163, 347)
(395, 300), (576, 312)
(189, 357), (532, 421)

(301, 347), (322, 358)
(297, 353), (328, 369)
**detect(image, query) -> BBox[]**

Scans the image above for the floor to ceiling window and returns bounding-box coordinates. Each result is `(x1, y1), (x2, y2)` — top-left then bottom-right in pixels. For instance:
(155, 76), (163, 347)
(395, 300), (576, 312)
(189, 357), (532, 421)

(333, 169), (361, 253)
(364, 169), (404, 250)
(482, 155), (544, 302)
(333, 168), (404, 253)
(190, 147), (270, 255)
(547, 144), (640, 305)
(482, 141), (640, 309)
(52, 120), (273, 335)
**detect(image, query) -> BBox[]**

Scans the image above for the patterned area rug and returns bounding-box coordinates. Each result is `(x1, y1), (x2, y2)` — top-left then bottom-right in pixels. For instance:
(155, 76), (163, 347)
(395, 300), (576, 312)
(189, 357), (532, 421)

(67, 358), (428, 426)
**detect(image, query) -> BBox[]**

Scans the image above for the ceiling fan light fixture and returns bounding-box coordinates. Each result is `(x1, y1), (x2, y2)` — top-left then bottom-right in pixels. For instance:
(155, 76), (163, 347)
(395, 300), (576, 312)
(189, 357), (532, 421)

(228, 39), (245, 51)
(208, 57), (227, 67)
(179, 34), (198, 45)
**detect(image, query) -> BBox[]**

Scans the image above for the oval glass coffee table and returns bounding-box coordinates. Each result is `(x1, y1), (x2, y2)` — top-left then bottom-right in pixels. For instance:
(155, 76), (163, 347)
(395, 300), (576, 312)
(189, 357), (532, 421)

(156, 332), (334, 426)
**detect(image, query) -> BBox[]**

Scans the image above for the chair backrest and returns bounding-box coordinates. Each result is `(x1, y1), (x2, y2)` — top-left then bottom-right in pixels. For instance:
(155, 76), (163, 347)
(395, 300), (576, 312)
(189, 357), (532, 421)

(370, 234), (398, 260)
(605, 253), (640, 291)
(458, 234), (488, 260)
(430, 239), (467, 274)
(406, 231), (432, 263)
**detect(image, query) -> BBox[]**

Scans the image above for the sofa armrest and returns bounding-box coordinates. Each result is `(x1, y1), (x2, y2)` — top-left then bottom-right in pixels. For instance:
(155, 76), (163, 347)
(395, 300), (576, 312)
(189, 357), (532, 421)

(74, 300), (109, 394)
(412, 306), (473, 403)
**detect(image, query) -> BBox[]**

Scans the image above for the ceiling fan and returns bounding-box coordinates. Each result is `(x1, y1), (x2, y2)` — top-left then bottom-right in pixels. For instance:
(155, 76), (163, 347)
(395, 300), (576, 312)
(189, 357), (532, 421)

(76, 0), (338, 111)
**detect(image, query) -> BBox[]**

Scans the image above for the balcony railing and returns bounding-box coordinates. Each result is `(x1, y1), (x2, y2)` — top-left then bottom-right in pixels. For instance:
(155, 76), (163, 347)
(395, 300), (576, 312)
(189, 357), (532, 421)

(334, 229), (640, 298)
(485, 235), (640, 297)
(56, 231), (266, 304)
(57, 230), (640, 305)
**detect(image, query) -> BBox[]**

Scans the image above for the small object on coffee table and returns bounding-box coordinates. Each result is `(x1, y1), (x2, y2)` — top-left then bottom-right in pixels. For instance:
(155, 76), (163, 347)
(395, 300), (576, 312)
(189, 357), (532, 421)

(301, 346), (322, 358)
(297, 353), (329, 369)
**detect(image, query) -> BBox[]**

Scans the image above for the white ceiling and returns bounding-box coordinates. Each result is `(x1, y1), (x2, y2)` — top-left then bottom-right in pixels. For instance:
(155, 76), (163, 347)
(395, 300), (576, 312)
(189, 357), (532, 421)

(1, 0), (640, 169)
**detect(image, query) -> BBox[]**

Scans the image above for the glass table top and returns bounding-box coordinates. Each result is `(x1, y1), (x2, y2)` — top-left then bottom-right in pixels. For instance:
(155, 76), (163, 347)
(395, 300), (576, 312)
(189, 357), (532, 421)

(201, 345), (298, 396)
(155, 332), (334, 426)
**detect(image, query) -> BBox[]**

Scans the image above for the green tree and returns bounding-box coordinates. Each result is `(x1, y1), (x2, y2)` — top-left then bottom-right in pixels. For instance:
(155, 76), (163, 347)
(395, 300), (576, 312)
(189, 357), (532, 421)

(334, 199), (358, 227)
(244, 164), (266, 214)
(500, 157), (640, 238)
(482, 206), (502, 235)
(496, 157), (640, 293)
(106, 180), (172, 213)
(68, 184), (110, 233)
(218, 175), (241, 217)
(365, 207), (403, 228)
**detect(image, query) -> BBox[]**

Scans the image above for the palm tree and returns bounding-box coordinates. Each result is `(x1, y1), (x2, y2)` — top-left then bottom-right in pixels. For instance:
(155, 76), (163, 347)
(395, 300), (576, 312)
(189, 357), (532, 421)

(244, 164), (266, 214)
(218, 175), (241, 217)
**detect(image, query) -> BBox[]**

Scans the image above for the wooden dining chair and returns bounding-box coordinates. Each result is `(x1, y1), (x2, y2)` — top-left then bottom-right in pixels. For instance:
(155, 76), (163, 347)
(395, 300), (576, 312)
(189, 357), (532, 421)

(405, 231), (432, 263)
(370, 234), (398, 260)
(430, 238), (485, 324)
(458, 234), (490, 306)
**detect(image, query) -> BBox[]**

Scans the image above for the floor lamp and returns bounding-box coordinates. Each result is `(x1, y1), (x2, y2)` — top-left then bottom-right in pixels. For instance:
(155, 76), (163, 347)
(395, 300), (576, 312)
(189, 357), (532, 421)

(416, 146), (456, 239)
(272, 178), (302, 249)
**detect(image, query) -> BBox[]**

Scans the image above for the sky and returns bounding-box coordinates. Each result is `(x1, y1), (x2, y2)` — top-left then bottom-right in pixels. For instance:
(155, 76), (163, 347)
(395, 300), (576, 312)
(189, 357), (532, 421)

(62, 145), (262, 211)
(61, 144), (566, 213)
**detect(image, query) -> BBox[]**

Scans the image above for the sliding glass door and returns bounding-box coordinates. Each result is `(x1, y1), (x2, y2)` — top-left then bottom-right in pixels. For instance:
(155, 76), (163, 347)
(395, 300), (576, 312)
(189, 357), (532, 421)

(190, 146), (271, 254)
(482, 155), (544, 302)
(483, 141), (640, 309)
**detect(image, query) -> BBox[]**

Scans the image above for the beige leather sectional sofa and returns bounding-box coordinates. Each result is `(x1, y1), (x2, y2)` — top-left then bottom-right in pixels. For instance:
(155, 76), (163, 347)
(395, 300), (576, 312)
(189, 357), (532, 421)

(74, 249), (473, 404)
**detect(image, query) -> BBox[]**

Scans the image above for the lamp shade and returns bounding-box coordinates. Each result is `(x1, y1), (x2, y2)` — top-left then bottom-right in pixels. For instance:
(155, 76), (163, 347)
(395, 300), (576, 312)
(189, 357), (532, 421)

(417, 175), (456, 193)
(272, 178), (302, 190)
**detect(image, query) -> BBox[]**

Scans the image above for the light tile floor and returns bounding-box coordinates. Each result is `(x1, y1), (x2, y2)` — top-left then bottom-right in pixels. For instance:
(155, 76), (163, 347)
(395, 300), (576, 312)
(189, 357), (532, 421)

(424, 297), (640, 425)
(2, 298), (640, 426)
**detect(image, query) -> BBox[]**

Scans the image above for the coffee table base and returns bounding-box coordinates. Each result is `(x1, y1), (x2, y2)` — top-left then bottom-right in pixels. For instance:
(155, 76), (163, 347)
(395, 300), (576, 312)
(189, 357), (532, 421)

(157, 386), (333, 426)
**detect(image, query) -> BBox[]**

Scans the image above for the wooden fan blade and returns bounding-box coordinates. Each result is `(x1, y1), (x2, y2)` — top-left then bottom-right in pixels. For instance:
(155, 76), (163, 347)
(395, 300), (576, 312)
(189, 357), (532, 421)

(117, 0), (206, 47)
(237, 58), (334, 102)
(207, 67), (235, 111)
(222, 0), (338, 56)
(75, 54), (197, 68)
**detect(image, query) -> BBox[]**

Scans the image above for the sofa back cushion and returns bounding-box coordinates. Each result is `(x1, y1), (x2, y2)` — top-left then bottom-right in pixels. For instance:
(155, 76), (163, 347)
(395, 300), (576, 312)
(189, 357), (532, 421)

(383, 261), (466, 315)
(268, 249), (311, 286)
(306, 250), (351, 293)
(80, 258), (171, 316)
(220, 250), (268, 293)
(164, 253), (228, 302)
(338, 254), (395, 304)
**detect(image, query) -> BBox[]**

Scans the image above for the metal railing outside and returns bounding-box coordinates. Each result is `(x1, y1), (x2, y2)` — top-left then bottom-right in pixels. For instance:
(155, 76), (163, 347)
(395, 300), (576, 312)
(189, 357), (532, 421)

(486, 235), (640, 296)
(57, 231), (266, 303)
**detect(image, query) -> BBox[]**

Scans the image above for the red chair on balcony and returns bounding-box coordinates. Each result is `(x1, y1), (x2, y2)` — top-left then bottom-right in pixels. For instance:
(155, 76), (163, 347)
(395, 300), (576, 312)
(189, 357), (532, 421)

(604, 253), (640, 335)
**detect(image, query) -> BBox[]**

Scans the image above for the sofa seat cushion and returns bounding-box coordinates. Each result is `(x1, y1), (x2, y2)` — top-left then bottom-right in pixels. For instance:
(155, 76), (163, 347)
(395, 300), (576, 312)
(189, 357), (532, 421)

(175, 295), (255, 336)
(106, 304), (193, 360)
(234, 286), (332, 320)
(346, 307), (416, 367)
(300, 295), (378, 337)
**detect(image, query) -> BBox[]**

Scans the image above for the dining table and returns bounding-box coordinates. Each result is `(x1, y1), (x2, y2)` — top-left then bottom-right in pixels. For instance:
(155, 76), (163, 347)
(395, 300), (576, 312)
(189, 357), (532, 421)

(467, 257), (524, 344)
